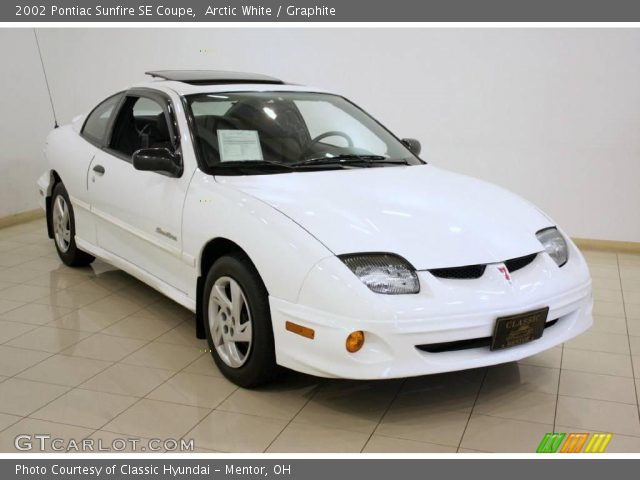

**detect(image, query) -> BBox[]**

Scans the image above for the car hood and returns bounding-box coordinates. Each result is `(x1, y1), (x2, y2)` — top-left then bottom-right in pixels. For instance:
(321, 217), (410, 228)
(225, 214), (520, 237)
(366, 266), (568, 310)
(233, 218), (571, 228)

(216, 164), (551, 270)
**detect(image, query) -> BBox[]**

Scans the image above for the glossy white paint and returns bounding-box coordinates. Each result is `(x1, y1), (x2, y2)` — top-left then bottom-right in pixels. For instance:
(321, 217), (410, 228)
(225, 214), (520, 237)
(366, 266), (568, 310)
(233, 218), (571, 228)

(43, 124), (98, 245)
(219, 165), (552, 270)
(40, 79), (593, 380)
(89, 144), (194, 294)
(276, 235), (592, 378)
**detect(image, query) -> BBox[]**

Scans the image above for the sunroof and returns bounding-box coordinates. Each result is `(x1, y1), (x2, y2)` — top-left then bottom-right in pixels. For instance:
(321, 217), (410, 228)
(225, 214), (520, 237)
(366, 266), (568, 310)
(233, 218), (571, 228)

(145, 70), (285, 85)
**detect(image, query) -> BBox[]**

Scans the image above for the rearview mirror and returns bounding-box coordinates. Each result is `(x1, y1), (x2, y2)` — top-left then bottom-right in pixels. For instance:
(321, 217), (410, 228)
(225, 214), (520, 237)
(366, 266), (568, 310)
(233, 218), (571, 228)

(132, 148), (182, 177)
(401, 138), (421, 156)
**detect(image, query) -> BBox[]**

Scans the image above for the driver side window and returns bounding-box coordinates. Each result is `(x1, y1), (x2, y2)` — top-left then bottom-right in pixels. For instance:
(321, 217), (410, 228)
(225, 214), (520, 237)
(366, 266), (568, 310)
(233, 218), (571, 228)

(110, 96), (174, 159)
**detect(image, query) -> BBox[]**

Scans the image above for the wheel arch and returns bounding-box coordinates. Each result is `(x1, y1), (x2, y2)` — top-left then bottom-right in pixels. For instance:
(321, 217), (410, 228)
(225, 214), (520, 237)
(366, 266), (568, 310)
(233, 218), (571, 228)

(195, 237), (269, 339)
(45, 170), (63, 239)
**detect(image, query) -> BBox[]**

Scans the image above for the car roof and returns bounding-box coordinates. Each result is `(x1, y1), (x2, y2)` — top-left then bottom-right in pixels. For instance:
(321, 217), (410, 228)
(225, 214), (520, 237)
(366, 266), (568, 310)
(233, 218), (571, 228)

(145, 70), (284, 85)
(132, 70), (331, 96)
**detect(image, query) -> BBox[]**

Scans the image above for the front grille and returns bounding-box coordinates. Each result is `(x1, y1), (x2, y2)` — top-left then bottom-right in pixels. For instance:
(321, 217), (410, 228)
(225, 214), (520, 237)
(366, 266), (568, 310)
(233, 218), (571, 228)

(429, 264), (486, 279)
(505, 253), (537, 273)
(415, 319), (558, 353)
(428, 253), (538, 280)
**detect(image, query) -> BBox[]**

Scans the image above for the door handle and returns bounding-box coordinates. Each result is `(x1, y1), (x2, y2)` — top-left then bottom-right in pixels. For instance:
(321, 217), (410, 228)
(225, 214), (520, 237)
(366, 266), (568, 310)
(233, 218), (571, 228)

(93, 165), (105, 175)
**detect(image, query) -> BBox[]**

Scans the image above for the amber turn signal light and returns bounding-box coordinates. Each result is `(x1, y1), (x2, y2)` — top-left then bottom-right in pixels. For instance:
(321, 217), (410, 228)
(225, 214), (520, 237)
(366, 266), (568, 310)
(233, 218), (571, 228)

(346, 331), (365, 353)
(285, 321), (315, 339)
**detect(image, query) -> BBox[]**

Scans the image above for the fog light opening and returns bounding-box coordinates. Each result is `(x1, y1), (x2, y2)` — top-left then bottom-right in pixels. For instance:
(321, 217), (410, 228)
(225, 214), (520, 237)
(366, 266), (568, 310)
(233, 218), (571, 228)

(346, 331), (365, 353)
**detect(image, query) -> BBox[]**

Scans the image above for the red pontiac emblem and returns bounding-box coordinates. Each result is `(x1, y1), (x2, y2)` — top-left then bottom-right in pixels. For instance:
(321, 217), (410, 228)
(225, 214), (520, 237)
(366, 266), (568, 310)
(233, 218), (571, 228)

(498, 265), (512, 282)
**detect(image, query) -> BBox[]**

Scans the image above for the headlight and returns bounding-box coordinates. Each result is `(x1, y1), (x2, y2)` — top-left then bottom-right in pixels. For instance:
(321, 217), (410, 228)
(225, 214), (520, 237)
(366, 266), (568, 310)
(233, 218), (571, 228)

(536, 227), (568, 267)
(339, 253), (420, 294)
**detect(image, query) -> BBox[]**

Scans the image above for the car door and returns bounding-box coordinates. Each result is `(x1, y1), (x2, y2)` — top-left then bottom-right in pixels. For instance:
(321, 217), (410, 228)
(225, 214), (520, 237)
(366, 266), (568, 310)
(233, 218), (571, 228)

(88, 89), (193, 295)
(62, 91), (124, 246)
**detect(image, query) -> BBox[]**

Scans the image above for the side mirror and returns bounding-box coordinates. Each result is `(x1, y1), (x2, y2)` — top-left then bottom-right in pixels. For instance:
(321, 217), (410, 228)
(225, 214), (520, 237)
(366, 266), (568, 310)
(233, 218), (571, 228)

(132, 148), (182, 177)
(401, 138), (421, 156)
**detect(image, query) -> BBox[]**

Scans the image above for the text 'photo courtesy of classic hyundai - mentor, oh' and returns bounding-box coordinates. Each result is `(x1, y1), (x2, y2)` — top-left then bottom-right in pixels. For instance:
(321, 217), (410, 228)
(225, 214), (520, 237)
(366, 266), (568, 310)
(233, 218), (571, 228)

(38, 70), (593, 387)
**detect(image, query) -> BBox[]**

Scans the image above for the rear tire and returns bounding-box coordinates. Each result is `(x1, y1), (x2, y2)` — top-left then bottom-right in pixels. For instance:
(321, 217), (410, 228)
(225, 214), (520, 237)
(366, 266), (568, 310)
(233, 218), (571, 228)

(50, 182), (95, 267)
(203, 254), (277, 388)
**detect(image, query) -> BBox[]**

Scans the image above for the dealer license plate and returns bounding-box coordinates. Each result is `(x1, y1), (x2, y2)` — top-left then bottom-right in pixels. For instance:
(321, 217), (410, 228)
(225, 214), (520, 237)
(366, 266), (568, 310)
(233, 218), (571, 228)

(490, 307), (549, 351)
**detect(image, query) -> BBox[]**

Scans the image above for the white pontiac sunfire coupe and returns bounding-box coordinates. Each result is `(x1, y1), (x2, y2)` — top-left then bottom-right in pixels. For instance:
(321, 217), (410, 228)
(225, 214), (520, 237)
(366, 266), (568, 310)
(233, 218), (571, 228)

(38, 70), (593, 387)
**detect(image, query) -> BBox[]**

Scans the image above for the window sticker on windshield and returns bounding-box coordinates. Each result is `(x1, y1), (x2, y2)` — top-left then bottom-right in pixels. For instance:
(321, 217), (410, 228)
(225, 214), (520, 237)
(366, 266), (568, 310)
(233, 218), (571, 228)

(217, 130), (264, 162)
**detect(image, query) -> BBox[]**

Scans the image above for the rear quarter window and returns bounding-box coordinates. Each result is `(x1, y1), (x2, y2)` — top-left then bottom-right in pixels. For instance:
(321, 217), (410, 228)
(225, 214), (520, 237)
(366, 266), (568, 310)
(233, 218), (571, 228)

(81, 92), (124, 146)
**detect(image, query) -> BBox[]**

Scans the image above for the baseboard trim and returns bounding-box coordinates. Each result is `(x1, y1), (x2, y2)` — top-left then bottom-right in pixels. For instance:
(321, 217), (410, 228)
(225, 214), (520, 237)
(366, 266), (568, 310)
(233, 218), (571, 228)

(0, 209), (45, 230)
(573, 237), (640, 254)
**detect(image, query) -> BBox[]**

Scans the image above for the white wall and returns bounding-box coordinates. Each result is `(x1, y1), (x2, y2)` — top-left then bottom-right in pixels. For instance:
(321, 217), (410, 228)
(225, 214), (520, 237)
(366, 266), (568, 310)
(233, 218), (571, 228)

(2, 28), (639, 242)
(0, 29), (55, 218)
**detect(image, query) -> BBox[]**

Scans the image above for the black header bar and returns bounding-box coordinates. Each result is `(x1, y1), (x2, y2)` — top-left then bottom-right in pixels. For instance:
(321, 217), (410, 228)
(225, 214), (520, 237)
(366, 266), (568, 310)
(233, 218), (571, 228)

(4, 0), (640, 22)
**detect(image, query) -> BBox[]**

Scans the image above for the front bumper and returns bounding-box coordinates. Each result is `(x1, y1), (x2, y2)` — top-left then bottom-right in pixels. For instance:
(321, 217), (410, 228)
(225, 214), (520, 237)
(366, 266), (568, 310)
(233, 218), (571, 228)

(270, 245), (593, 379)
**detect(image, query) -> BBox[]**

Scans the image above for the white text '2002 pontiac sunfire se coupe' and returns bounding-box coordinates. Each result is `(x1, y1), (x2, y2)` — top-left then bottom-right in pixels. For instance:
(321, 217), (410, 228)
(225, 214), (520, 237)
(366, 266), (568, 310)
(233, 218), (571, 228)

(38, 70), (593, 387)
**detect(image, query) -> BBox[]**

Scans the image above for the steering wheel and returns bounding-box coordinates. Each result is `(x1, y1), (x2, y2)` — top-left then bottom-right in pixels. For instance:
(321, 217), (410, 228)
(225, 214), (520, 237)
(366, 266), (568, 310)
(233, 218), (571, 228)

(309, 131), (354, 148)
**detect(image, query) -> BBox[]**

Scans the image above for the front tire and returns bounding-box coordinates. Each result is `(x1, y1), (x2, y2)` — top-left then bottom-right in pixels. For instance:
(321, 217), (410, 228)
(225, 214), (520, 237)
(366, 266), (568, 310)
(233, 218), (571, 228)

(203, 254), (277, 388)
(50, 182), (95, 267)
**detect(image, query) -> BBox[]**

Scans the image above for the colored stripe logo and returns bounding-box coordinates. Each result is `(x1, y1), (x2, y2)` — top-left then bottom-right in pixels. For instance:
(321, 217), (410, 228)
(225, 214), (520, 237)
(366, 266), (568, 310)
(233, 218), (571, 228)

(537, 432), (612, 453)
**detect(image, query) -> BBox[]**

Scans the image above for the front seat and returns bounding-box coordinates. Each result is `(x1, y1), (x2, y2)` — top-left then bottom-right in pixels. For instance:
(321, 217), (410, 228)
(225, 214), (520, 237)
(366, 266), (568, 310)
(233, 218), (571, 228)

(225, 100), (309, 162)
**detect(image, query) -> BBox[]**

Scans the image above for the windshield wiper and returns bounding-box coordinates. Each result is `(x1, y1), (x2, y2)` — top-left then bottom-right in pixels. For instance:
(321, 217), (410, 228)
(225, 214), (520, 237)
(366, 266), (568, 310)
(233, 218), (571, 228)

(215, 159), (349, 172)
(290, 155), (410, 167)
(216, 160), (295, 170)
(214, 156), (411, 173)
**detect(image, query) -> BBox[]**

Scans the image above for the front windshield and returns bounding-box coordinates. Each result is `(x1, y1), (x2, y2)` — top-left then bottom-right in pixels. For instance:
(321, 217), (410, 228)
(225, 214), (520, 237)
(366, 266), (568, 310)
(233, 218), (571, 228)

(186, 91), (423, 172)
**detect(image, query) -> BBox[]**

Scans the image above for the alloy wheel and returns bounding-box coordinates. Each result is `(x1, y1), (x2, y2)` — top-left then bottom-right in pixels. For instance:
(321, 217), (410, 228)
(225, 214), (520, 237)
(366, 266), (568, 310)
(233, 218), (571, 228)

(208, 276), (253, 368)
(53, 195), (71, 253)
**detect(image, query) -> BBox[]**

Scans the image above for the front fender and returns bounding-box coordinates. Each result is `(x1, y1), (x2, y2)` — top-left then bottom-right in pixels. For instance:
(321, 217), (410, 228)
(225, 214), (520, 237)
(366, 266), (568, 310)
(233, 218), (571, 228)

(182, 171), (334, 302)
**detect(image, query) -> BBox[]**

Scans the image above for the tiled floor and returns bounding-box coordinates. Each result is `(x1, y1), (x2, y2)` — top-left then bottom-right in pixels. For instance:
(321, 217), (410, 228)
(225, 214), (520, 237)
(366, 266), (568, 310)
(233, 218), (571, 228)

(1, 218), (640, 453)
